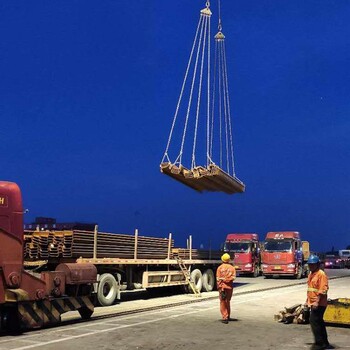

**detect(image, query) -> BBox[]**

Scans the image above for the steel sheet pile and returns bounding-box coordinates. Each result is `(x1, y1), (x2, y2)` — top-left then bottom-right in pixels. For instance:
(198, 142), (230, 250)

(24, 230), (174, 260)
(173, 248), (221, 260)
(161, 163), (245, 194)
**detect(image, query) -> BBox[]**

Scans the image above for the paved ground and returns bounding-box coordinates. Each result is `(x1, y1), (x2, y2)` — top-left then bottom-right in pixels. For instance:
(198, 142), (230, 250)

(0, 270), (349, 350)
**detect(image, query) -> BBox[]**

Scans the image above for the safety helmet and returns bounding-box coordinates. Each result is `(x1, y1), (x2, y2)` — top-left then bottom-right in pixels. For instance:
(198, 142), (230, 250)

(307, 255), (320, 264)
(221, 253), (231, 262)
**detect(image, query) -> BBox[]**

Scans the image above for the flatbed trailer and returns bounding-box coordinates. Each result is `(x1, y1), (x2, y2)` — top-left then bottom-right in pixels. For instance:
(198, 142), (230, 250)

(24, 229), (222, 305)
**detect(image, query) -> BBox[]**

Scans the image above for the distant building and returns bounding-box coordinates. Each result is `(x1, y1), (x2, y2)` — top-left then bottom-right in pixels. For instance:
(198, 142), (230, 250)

(24, 217), (97, 232)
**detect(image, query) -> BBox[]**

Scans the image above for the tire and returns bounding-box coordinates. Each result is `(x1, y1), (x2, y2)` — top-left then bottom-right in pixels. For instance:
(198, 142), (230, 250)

(2, 306), (20, 333)
(264, 274), (272, 279)
(190, 269), (202, 293)
(202, 269), (215, 292)
(97, 273), (118, 306)
(295, 265), (302, 279)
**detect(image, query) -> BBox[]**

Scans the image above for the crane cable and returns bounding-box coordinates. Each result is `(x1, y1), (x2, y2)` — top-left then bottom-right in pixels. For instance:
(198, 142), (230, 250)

(211, 0), (236, 176)
(162, 1), (212, 167)
(161, 15), (203, 165)
(162, 0), (236, 176)
(191, 9), (210, 169)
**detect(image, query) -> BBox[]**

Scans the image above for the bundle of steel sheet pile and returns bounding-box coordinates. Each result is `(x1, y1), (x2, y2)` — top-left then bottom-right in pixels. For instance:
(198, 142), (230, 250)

(71, 230), (174, 259)
(62, 231), (73, 257)
(24, 230), (174, 260)
(23, 233), (34, 258)
(160, 162), (204, 192)
(24, 230), (72, 260)
(172, 248), (222, 260)
(160, 162), (245, 194)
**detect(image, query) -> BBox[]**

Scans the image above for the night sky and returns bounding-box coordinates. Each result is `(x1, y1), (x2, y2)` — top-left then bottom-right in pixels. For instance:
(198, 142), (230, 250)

(1, 1), (349, 252)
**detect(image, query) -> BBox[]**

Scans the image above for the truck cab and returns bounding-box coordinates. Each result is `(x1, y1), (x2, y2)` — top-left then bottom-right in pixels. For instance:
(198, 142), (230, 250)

(261, 231), (309, 279)
(223, 233), (260, 277)
(338, 250), (350, 269)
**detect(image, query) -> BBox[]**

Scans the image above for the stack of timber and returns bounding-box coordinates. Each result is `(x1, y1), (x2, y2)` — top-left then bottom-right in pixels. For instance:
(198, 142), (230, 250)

(160, 162), (245, 194)
(274, 304), (309, 324)
(172, 248), (222, 260)
(23, 230), (174, 260)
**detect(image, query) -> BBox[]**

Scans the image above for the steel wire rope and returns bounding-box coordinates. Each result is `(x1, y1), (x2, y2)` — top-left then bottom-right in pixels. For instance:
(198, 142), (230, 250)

(161, 15), (203, 164)
(218, 38), (223, 168)
(218, 0), (222, 30)
(209, 39), (218, 164)
(219, 40), (230, 174)
(206, 13), (211, 168)
(222, 42), (236, 176)
(217, 0), (229, 172)
(191, 14), (210, 169)
(178, 12), (206, 167)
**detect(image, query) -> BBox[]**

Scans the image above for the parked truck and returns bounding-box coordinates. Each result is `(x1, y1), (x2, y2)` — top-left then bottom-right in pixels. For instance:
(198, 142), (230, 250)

(261, 231), (310, 279)
(223, 233), (261, 277)
(339, 250), (350, 269)
(0, 181), (98, 331)
(23, 220), (222, 307)
(24, 231), (222, 306)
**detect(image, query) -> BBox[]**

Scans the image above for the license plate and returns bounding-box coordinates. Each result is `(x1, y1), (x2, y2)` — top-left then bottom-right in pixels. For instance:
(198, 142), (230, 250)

(274, 265), (282, 270)
(235, 266), (240, 270)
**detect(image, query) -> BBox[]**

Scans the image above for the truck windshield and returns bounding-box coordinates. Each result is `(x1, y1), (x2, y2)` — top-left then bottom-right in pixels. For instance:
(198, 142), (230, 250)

(225, 242), (251, 253)
(264, 240), (292, 252)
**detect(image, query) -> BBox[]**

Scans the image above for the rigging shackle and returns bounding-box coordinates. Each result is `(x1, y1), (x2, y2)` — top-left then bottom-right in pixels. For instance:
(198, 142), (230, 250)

(206, 1), (210, 8)
(218, 19), (222, 31)
(218, 0), (222, 31)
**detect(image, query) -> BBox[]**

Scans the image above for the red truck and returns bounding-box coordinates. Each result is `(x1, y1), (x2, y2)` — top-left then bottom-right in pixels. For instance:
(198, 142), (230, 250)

(223, 233), (260, 277)
(0, 181), (97, 331)
(261, 231), (310, 279)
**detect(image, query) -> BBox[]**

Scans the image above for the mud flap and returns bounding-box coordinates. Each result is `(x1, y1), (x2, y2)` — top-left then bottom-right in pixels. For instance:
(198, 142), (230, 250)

(18, 296), (95, 329)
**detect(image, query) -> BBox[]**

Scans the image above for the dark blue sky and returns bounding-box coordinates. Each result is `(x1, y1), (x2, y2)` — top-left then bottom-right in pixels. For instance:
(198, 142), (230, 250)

(1, 1), (349, 252)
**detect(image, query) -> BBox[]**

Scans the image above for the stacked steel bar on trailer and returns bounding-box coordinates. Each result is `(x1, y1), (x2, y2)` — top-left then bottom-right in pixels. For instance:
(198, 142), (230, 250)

(24, 229), (174, 261)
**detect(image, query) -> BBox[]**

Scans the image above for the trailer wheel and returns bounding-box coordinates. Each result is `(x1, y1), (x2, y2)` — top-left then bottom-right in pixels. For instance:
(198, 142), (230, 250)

(190, 269), (202, 293)
(202, 269), (215, 292)
(295, 265), (303, 279)
(1, 307), (19, 333)
(97, 273), (118, 306)
(253, 265), (259, 278)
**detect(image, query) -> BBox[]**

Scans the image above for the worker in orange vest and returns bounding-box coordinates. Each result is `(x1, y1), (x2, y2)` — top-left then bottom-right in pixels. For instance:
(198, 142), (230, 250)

(305, 255), (332, 350)
(216, 253), (236, 324)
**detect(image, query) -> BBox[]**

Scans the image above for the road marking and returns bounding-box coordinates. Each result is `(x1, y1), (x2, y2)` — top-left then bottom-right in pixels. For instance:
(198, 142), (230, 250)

(12, 339), (45, 344)
(8, 285), (307, 350)
(5, 278), (348, 350)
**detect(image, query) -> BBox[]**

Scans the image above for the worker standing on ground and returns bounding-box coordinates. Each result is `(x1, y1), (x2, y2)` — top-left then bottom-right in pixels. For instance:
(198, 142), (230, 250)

(216, 253), (236, 324)
(306, 255), (332, 350)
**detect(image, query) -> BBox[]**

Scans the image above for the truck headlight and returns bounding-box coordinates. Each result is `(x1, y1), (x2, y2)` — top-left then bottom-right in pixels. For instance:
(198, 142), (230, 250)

(245, 263), (252, 268)
(287, 264), (295, 268)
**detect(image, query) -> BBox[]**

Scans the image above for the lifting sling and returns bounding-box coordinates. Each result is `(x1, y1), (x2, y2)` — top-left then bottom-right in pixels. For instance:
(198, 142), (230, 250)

(160, 0), (245, 194)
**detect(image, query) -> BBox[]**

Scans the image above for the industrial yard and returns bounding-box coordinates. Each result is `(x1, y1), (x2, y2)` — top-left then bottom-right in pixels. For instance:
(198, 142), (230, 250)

(0, 270), (348, 350)
(1, 0), (349, 348)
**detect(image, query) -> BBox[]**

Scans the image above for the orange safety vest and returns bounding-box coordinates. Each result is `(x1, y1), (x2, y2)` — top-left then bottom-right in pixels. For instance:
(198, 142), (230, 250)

(216, 263), (236, 290)
(307, 269), (328, 307)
